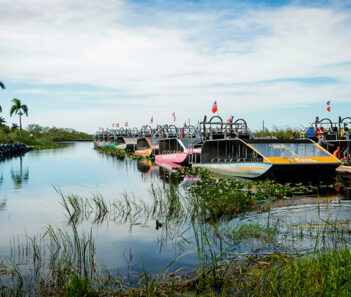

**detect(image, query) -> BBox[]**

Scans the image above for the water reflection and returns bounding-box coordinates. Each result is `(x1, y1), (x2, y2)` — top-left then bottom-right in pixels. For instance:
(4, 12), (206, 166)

(0, 199), (6, 211)
(10, 156), (29, 189)
(337, 177), (351, 200)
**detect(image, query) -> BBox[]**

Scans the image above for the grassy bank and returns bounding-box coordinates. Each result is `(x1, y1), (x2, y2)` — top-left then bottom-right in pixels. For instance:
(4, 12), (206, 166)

(0, 124), (92, 150)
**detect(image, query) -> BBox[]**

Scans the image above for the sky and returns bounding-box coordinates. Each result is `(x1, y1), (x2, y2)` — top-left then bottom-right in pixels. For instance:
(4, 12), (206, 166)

(0, 0), (351, 133)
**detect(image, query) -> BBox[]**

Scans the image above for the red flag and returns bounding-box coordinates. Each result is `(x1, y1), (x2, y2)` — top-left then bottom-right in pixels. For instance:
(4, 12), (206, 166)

(125, 122), (128, 127)
(227, 118), (231, 123)
(172, 112), (176, 122)
(327, 106), (331, 112)
(212, 101), (218, 113)
(150, 116), (153, 124)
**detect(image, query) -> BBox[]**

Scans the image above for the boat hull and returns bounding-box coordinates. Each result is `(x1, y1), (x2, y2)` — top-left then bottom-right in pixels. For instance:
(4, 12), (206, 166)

(155, 153), (188, 164)
(193, 162), (340, 180)
(155, 148), (201, 165)
(155, 159), (182, 171)
(135, 148), (159, 157)
(265, 163), (340, 182)
(193, 162), (271, 178)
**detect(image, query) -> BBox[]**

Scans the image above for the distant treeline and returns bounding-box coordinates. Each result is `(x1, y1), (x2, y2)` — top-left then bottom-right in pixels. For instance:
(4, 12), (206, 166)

(253, 126), (302, 140)
(26, 124), (92, 141)
(0, 123), (92, 146)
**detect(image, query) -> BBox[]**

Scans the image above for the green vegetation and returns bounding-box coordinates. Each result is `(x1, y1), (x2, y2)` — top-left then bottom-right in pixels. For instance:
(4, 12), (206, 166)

(95, 146), (151, 160)
(0, 116), (6, 126)
(253, 125), (302, 140)
(0, 81), (4, 112)
(0, 124), (92, 150)
(26, 124), (93, 142)
(172, 167), (330, 211)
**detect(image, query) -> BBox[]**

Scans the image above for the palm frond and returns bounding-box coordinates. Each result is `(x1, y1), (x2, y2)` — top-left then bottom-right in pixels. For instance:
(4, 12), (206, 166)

(22, 105), (28, 116)
(0, 82), (5, 89)
(11, 98), (20, 107)
(0, 105), (2, 113)
(10, 105), (17, 116)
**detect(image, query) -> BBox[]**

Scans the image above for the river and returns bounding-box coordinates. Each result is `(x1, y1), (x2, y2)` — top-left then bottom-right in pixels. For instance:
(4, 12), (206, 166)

(0, 142), (350, 279)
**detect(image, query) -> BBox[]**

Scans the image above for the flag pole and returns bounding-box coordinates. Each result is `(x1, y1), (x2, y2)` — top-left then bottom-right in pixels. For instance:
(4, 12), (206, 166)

(262, 120), (264, 138)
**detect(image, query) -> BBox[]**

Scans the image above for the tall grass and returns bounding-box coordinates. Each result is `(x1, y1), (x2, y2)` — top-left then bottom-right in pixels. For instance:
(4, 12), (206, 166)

(1, 216), (97, 295)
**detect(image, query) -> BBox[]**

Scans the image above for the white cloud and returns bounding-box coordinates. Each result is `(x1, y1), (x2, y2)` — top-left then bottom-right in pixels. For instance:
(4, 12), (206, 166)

(0, 0), (350, 132)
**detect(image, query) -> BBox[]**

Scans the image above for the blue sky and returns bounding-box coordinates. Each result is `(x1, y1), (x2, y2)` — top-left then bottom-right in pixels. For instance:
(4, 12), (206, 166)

(0, 0), (350, 133)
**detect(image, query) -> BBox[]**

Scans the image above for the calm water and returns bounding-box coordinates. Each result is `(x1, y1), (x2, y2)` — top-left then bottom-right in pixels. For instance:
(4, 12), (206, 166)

(0, 142), (350, 277)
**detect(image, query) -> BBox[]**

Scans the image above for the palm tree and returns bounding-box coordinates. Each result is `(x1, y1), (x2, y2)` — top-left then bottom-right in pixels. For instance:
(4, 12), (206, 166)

(0, 116), (6, 127)
(10, 98), (28, 138)
(11, 123), (19, 130)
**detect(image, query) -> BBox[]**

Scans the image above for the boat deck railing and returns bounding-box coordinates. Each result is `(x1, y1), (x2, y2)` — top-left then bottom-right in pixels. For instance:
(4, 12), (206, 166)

(95, 115), (256, 144)
(301, 116), (351, 141)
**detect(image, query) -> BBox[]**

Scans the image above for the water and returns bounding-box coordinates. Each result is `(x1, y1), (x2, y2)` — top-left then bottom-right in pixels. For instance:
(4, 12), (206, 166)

(0, 142), (350, 279)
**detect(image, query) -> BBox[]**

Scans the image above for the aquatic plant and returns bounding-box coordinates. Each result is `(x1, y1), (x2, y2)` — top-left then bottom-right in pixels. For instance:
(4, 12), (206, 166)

(95, 146), (147, 161)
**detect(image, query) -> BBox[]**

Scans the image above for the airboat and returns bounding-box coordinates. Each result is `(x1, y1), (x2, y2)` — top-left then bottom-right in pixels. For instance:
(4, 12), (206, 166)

(155, 124), (202, 165)
(134, 125), (162, 158)
(301, 116), (350, 162)
(114, 128), (139, 151)
(190, 116), (341, 180)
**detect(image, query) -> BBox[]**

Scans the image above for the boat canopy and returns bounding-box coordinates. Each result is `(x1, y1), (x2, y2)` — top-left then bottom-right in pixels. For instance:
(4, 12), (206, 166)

(198, 138), (335, 165)
(246, 139), (330, 158)
(200, 139), (264, 164)
(116, 137), (137, 145)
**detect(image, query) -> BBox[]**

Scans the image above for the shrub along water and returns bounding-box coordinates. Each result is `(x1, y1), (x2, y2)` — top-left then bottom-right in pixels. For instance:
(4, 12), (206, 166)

(0, 124), (92, 150)
(95, 146), (150, 160)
